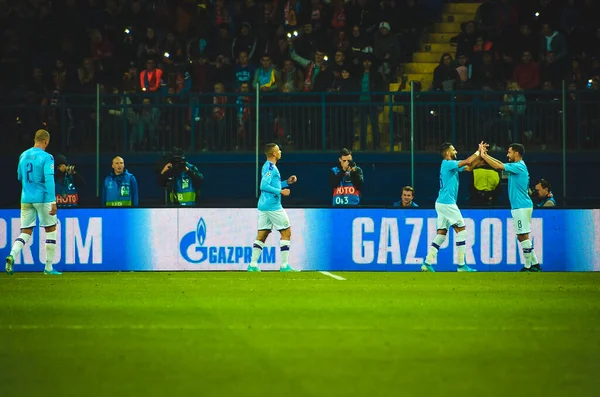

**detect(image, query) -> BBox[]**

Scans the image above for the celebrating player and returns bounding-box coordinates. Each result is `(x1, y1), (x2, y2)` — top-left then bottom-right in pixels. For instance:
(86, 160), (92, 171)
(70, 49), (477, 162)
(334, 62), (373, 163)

(6, 129), (61, 275)
(480, 143), (541, 272)
(421, 142), (485, 272)
(247, 143), (298, 272)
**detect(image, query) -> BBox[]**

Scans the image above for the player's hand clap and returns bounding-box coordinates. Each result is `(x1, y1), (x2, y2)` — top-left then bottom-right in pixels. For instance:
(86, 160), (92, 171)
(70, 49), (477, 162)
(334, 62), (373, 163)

(287, 175), (297, 184)
(281, 188), (291, 196)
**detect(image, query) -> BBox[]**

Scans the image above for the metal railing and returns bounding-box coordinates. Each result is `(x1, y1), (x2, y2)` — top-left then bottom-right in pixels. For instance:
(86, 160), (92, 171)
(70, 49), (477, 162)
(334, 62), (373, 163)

(2, 85), (598, 200)
(3, 87), (598, 155)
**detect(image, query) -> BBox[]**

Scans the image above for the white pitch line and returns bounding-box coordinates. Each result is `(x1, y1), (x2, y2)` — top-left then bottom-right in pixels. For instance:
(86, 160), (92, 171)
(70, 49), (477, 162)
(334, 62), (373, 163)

(319, 271), (346, 281)
(0, 324), (596, 332)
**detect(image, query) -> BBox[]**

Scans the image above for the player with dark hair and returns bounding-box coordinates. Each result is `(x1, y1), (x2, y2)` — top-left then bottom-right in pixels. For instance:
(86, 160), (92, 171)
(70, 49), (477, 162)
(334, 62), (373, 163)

(247, 143), (299, 272)
(481, 143), (542, 272)
(421, 141), (485, 272)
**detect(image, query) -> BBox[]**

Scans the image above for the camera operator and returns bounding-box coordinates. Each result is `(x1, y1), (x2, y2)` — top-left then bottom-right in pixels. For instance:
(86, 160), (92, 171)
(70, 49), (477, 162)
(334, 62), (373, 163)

(156, 148), (204, 206)
(532, 178), (557, 207)
(330, 148), (364, 206)
(54, 154), (85, 208)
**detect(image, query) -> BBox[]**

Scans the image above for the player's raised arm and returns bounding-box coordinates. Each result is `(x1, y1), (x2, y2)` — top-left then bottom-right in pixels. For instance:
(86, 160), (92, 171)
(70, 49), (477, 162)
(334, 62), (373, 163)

(481, 147), (505, 171)
(457, 141), (485, 168)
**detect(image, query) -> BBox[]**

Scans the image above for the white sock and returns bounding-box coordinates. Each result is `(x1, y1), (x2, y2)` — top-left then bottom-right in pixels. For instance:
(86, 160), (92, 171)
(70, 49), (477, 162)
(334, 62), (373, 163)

(530, 245), (539, 267)
(10, 233), (31, 258)
(425, 234), (446, 264)
(521, 239), (533, 268)
(280, 240), (290, 268)
(456, 230), (467, 266)
(250, 240), (264, 266)
(45, 231), (57, 272)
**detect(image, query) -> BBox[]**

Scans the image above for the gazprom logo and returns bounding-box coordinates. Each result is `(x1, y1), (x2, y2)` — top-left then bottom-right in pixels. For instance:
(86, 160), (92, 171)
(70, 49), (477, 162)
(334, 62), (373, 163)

(179, 217), (276, 264)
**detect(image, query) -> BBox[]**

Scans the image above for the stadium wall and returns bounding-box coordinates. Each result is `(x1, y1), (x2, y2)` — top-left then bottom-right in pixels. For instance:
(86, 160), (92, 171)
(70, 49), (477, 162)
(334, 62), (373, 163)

(1, 208), (599, 272)
(1, 152), (600, 207)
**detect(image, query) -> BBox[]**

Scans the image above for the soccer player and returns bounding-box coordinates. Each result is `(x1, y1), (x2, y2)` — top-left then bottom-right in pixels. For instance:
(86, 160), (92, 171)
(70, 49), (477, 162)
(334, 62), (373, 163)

(6, 129), (61, 275)
(248, 143), (298, 272)
(480, 143), (542, 272)
(421, 142), (485, 272)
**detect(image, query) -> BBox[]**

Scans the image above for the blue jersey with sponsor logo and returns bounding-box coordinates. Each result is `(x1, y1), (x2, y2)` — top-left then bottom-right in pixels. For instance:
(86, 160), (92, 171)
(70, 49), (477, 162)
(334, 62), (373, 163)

(504, 160), (533, 210)
(258, 161), (288, 211)
(18, 147), (55, 203)
(437, 159), (465, 205)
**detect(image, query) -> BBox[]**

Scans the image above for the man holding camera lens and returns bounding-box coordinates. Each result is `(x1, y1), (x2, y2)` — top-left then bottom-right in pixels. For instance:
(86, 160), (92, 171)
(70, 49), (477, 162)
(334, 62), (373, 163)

(54, 154), (85, 208)
(330, 148), (364, 206)
(157, 148), (203, 206)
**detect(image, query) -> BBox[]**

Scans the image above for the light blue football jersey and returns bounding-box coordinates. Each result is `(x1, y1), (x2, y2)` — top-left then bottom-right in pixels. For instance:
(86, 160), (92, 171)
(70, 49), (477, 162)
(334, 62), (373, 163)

(18, 147), (55, 203)
(436, 159), (465, 205)
(504, 160), (533, 210)
(257, 161), (288, 211)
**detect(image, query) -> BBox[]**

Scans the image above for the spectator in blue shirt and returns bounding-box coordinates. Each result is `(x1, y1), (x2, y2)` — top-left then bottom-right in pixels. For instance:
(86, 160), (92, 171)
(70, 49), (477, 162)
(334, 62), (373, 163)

(393, 186), (419, 208)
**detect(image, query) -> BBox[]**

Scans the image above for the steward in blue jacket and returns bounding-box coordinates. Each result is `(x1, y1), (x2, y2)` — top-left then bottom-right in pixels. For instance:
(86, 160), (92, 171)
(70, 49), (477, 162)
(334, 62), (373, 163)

(102, 156), (138, 207)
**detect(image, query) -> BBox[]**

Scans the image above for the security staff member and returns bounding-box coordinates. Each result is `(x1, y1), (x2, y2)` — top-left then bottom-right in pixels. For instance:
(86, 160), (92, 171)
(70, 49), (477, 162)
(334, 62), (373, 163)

(330, 148), (364, 206)
(103, 156), (138, 206)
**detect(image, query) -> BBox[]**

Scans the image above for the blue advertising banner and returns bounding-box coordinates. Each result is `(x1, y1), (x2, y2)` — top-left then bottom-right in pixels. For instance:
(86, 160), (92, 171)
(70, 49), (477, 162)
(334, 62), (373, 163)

(0, 208), (598, 272)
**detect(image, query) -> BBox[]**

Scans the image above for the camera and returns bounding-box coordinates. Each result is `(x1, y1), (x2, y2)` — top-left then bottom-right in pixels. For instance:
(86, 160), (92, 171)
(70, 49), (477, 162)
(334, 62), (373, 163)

(347, 160), (356, 169)
(169, 147), (187, 173)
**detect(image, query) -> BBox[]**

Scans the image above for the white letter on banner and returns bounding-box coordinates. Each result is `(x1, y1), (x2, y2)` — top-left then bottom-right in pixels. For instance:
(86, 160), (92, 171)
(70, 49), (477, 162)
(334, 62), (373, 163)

(480, 218), (503, 265)
(530, 218), (543, 264)
(352, 217), (374, 264)
(506, 219), (525, 265)
(38, 223), (62, 264)
(427, 218), (449, 264)
(12, 218), (34, 265)
(377, 218), (401, 264)
(405, 218), (423, 264)
(0, 218), (6, 249)
(453, 218), (476, 265)
(66, 217), (103, 264)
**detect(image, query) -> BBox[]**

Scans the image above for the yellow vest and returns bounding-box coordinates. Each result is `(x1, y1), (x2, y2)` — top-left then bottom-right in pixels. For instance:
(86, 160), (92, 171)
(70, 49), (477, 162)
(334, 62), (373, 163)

(473, 168), (500, 192)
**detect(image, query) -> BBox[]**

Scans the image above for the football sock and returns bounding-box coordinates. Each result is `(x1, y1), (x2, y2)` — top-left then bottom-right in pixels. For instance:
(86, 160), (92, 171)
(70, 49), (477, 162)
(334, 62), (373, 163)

(456, 230), (467, 266)
(425, 234), (447, 264)
(250, 240), (264, 266)
(10, 233), (31, 258)
(521, 239), (533, 268)
(280, 240), (290, 268)
(45, 231), (57, 272)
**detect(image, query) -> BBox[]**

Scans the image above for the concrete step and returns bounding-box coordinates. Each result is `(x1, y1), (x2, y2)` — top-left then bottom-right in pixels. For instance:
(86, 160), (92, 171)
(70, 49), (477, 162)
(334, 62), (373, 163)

(412, 52), (447, 63)
(442, 13), (476, 23)
(404, 73), (433, 90)
(444, 2), (481, 14)
(424, 33), (459, 44)
(403, 62), (438, 74)
(420, 42), (456, 53)
(432, 22), (463, 33)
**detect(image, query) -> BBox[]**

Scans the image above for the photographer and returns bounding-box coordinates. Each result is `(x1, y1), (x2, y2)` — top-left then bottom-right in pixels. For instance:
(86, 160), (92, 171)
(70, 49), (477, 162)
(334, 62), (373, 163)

(156, 148), (204, 206)
(54, 154), (85, 208)
(330, 148), (364, 207)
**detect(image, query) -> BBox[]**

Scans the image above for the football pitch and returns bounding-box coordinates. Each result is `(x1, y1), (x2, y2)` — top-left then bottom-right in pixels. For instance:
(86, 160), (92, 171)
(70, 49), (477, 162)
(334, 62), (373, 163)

(1, 272), (599, 397)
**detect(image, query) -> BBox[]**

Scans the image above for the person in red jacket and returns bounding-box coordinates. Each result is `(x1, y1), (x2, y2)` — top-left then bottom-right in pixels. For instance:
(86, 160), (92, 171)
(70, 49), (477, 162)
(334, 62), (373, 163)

(513, 50), (540, 90)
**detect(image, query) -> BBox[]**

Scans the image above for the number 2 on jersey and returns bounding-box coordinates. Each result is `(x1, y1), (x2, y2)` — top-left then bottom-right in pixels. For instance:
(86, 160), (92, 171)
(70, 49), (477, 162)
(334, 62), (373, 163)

(26, 162), (33, 183)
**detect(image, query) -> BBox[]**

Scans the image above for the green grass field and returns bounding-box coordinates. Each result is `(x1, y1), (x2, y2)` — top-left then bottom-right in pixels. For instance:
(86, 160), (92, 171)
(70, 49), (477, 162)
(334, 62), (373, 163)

(1, 272), (599, 397)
